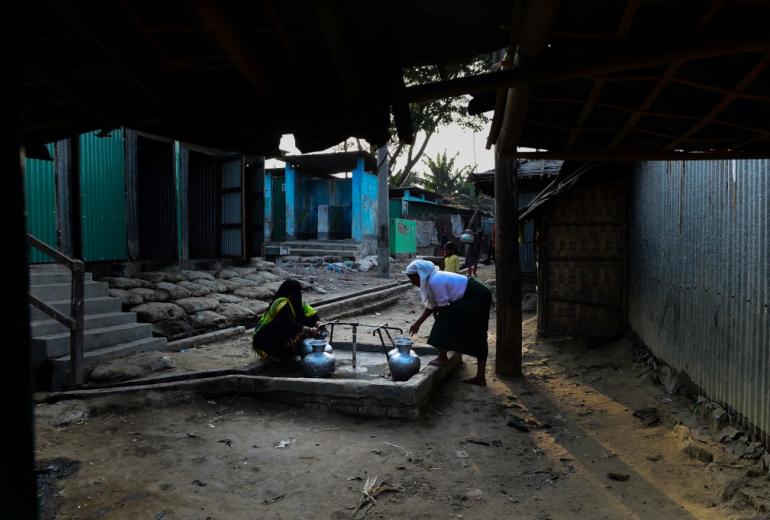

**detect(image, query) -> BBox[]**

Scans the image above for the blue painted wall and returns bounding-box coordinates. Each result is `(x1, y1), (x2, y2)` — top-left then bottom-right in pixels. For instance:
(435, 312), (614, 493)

(352, 158), (377, 240)
(266, 160), (370, 242)
(285, 165), (296, 239)
(263, 171), (273, 241)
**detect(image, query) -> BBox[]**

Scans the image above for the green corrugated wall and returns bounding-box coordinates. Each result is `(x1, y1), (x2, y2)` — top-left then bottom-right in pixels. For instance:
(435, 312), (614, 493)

(79, 130), (127, 261)
(25, 144), (57, 263)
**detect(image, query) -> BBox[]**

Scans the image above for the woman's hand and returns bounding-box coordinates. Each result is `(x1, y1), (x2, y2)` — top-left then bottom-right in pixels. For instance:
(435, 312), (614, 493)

(409, 322), (421, 336)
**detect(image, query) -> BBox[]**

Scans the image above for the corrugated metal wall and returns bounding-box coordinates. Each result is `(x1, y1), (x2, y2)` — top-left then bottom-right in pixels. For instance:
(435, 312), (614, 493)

(188, 151), (220, 258)
(137, 136), (177, 260)
(25, 144), (57, 263)
(221, 157), (242, 256)
(629, 160), (769, 442)
(79, 130), (127, 262)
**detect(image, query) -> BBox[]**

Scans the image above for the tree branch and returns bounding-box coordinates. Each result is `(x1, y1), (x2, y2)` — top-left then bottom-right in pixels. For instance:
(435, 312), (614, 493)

(400, 130), (434, 186)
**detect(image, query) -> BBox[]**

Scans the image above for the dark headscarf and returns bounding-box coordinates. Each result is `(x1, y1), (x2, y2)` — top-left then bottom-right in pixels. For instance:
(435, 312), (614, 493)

(272, 279), (303, 315)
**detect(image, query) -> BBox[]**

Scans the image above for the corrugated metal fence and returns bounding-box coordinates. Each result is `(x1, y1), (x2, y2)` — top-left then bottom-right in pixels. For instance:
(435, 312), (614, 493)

(79, 130), (127, 262)
(221, 157), (243, 256)
(25, 144), (57, 263)
(629, 160), (769, 442)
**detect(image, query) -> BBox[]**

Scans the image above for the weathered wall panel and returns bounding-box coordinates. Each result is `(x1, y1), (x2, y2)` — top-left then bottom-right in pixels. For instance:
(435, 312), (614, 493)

(629, 160), (769, 442)
(79, 130), (127, 262)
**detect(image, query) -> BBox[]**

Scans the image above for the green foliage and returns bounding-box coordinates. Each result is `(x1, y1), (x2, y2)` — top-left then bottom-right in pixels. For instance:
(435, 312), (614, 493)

(419, 151), (472, 197)
(389, 56), (491, 187)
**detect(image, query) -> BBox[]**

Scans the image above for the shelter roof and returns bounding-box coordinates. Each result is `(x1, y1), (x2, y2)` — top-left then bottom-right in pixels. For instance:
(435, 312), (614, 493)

(454, 1), (770, 160)
(284, 152), (376, 174)
(21, 0), (512, 155)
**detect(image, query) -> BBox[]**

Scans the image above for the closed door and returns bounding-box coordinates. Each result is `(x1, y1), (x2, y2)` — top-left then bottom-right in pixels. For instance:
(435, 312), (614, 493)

(272, 176), (286, 242)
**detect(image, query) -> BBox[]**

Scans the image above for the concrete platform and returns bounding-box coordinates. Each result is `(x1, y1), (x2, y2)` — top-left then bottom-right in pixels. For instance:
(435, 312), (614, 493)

(39, 343), (461, 418)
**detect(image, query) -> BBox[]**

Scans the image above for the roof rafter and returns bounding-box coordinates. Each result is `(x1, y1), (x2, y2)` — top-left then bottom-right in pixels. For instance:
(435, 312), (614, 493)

(607, 0), (725, 148)
(565, 0), (641, 148)
(664, 49), (770, 150)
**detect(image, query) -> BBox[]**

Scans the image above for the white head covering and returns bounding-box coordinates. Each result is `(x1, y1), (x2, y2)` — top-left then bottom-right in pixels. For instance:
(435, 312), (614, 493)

(405, 260), (439, 308)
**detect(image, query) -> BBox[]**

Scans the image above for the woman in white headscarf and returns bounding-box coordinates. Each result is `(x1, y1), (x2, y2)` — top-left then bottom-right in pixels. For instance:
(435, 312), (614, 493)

(405, 259), (492, 386)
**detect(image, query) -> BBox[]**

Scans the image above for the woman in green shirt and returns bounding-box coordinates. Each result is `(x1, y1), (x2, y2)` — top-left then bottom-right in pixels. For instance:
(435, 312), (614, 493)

(252, 279), (322, 362)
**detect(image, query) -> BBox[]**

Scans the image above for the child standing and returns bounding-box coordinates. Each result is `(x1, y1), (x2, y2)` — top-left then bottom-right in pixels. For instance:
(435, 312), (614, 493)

(443, 242), (461, 273)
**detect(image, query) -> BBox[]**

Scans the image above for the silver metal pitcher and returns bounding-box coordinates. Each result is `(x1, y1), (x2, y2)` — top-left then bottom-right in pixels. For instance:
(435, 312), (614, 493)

(388, 337), (421, 381)
(300, 337), (332, 358)
(302, 339), (336, 378)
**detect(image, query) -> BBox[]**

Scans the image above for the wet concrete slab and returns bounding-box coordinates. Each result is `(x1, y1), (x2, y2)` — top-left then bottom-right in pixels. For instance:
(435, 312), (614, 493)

(40, 342), (461, 418)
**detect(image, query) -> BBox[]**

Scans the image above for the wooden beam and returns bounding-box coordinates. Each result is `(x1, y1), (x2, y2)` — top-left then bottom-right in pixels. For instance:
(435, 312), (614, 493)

(406, 35), (770, 103)
(608, 0), (724, 148)
(264, 0), (298, 62)
(514, 149), (770, 160)
(609, 63), (681, 147)
(494, 0), (558, 379)
(313, 0), (360, 97)
(49, 0), (164, 105)
(496, 0), (559, 157)
(197, 0), (268, 97)
(531, 96), (770, 135)
(494, 158), (522, 377)
(665, 50), (770, 150)
(670, 77), (770, 102)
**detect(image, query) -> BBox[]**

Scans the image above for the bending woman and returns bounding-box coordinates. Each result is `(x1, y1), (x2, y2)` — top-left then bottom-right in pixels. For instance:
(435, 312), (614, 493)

(406, 260), (492, 386)
(252, 279), (321, 362)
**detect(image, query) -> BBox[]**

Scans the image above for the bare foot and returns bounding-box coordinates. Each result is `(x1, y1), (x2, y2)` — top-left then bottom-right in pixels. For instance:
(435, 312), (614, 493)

(429, 358), (448, 367)
(462, 376), (487, 386)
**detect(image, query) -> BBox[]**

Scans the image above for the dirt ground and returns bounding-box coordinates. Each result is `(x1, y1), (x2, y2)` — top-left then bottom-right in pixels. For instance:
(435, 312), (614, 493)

(35, 265), (770, 519)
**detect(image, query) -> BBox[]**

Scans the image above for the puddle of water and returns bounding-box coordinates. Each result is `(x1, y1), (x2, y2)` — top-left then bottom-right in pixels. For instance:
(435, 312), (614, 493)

(257, 349), (433, 381)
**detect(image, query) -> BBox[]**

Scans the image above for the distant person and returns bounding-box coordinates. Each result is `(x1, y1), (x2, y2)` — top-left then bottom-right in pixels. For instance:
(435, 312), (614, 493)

(439, 227), (450, 255)
(443, 242), (460, 273)
(464, 230), (482, 278)
(252, 280), (322, 362)
(484, 229), (496, 265)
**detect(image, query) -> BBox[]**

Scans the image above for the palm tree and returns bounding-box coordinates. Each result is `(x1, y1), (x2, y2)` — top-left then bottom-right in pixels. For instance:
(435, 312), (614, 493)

(419, 151), (472, 197)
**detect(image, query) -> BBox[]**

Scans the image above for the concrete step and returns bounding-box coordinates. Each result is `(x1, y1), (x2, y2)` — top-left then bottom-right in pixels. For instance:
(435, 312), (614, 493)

(29, 281), (109, 301)
(29, 263), (70, 272)
(29, 296), (123, 321)
(286, 248), (359, 257)
(30, 312), (137, 337)
(281, 241), (359, 252)
(51, 336), (169, 388)
(32, 322), (154, 361)
(30, 272), (93, 285)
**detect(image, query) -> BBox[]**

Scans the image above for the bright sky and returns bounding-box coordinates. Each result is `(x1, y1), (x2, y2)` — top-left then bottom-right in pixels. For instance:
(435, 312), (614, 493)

(264, 120), (497, 176)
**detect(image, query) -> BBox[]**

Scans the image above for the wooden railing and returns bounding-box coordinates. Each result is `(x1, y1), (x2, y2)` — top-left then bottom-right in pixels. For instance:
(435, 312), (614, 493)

(27, 234), (85, 388)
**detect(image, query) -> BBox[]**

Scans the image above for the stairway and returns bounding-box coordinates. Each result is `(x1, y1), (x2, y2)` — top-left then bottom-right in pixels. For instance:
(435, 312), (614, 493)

(29, 264), (167, 388)
(275, 239), (360, 260)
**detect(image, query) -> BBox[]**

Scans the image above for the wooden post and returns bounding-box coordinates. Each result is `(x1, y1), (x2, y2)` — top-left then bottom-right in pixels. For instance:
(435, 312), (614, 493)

(125, 129), (140, 260)
(494, 158), (522, 377)
(55, 138), (74, 256)
(3, 3), (38, 515)
(176, 142), (189, 264)
(376, 146), (390, 277)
